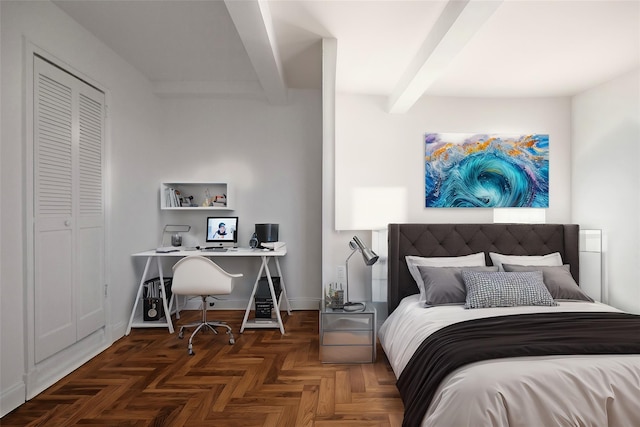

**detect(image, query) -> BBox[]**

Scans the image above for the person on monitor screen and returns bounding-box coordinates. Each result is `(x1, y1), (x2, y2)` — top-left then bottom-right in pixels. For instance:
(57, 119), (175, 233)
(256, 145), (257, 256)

(212, 222), (227, 239)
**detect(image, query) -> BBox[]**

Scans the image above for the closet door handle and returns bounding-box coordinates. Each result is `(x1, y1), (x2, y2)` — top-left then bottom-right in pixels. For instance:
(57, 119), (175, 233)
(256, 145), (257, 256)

(65, 220), (71, 227)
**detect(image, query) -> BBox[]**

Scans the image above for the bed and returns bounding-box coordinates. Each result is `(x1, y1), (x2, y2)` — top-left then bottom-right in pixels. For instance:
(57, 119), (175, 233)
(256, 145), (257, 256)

(379, 223), (640, 427)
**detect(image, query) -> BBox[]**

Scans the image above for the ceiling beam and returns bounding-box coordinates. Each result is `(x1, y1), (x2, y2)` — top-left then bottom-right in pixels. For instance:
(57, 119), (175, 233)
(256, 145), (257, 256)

(387, 0), (502, 114)
(152, 81), (265, 99)
(225, 0), (288, 105)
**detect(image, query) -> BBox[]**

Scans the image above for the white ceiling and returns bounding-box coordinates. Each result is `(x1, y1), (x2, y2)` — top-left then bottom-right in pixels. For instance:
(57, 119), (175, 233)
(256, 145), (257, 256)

(53, 0), (639, 109)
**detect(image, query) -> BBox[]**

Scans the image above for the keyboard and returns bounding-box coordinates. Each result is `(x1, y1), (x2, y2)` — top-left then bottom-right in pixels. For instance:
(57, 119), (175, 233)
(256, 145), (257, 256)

(201, 247), (228, 252)
(156, 246), (180, 253)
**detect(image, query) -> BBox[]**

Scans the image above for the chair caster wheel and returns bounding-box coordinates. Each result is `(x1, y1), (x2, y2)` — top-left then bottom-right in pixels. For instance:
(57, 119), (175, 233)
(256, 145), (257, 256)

(229, 338), (235, 345)
(188, 349), (194, 356)
(178, 332), (184, 339)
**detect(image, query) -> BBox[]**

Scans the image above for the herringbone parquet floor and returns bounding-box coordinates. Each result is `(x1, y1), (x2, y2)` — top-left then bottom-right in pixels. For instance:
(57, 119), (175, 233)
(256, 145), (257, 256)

(1, 310), (404, 427)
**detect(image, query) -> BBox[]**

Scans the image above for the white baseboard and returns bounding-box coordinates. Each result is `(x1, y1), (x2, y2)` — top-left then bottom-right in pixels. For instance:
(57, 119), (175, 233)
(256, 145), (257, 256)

(1, 380), (26, 417)
(176, 296), (321, 311)
(120, 298), (322, 339)
(111, 320), (128, 341)
(25, 328), (110, 401)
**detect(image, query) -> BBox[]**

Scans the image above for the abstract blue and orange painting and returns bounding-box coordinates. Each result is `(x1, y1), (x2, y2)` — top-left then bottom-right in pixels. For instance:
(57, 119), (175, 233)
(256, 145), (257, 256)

(424, 133), (549, 208)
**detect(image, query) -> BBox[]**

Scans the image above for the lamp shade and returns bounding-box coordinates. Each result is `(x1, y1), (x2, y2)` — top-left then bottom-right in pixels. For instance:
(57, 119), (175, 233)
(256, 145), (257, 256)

(343, 235), (379, 311)
(352, 235), (379, 265)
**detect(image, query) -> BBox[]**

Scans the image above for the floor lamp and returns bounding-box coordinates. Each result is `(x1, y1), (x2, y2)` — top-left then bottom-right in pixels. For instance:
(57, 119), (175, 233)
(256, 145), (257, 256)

(344, 235), (379, 312)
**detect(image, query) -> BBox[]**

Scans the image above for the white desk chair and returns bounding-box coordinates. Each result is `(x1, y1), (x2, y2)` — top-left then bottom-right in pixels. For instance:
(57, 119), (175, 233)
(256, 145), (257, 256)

(170, 255), (242, 355)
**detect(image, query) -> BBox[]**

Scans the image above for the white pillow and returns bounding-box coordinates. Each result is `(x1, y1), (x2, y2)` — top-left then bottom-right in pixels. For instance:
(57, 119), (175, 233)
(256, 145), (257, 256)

(406, 253), (486, 303)
(489, 252), (563, 271)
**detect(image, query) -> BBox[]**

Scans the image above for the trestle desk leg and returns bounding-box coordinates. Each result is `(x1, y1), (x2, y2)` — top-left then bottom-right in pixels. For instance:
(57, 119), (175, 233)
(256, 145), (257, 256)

(126, 256), (152, 335)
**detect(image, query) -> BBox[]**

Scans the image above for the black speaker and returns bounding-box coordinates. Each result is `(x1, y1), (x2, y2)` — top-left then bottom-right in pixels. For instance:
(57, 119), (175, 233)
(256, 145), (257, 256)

(142, 277), (172, 321)
(143, 298), (162, 321)
(255, 223), (279, 243)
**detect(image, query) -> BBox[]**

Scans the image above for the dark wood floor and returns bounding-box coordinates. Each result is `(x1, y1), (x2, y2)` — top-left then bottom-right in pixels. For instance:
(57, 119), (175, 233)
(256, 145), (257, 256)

(1, 310), (404, 426)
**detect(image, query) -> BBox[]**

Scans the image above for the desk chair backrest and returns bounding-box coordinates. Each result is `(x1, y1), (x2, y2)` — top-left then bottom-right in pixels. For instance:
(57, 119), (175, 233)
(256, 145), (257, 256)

(171, 255), (242, 296)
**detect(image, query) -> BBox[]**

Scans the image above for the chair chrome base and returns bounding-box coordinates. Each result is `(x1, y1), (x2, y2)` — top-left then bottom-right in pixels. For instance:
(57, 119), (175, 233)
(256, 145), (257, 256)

(177, 296), (235, 355)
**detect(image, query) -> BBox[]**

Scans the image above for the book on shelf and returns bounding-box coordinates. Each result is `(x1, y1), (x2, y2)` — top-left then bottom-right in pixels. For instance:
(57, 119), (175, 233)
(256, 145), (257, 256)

(173, 189), (181, 207)
(165, 187), (189, 208)
(165, 187), (179, 207)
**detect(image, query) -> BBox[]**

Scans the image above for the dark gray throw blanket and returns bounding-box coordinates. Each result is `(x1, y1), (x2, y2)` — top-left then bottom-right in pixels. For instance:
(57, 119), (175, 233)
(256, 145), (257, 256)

(397, 311), (640, 427)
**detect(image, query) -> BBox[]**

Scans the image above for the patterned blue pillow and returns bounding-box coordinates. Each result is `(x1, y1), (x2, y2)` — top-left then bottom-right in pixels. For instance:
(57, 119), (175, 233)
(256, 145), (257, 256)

(462, 270), (557, 309)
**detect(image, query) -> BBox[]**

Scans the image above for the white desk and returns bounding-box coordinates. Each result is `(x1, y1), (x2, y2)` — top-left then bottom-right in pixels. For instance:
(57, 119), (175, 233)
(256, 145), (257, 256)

(127, 247), (290, 335)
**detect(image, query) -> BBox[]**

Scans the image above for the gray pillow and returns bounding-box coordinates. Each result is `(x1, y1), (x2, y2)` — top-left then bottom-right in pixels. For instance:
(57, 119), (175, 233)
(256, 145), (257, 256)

(489, 252), (563, 271)
(502, 264), (594, 302)
(462, 270), (557, 309)
(406, 253), (486, 302)
(416, 266), (499, 306)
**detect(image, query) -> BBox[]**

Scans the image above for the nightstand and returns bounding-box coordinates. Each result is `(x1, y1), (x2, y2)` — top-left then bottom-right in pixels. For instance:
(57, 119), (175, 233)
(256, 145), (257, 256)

(319, 303), (376, 363)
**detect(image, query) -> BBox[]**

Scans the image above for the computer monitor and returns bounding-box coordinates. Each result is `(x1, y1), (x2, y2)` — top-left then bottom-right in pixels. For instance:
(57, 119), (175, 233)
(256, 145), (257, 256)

(206, 216), (238, 248)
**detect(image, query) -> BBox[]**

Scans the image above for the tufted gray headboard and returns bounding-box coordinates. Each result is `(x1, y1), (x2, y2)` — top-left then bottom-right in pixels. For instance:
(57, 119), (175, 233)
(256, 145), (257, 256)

(387, 223), (580, 314)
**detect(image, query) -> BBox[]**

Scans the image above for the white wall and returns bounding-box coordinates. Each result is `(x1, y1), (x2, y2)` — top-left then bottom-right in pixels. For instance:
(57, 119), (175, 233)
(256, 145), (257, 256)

(1, 1), (322, 414)
(1, 0), (160, 414)
(151, 92), (322, 309)
(328, 94), (573, 303)
(322, 38), (338, 302)
(572, 68), (640, 314)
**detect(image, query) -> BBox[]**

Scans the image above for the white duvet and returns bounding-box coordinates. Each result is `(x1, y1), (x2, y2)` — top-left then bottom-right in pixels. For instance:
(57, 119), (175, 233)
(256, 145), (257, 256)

(379, 295), (640, 427)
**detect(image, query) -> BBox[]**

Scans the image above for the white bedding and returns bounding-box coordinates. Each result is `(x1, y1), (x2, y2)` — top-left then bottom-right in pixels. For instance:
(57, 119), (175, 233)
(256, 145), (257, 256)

(379, 295), (640, 427)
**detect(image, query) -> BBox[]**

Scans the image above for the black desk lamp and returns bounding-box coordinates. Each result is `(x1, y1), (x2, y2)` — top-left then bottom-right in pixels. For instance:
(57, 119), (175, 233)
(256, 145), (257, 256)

(344, 235), (379, 312)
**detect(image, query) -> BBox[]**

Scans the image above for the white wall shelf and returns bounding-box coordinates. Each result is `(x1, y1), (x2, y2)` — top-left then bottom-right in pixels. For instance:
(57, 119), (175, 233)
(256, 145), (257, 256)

(161, 182), (233, 210)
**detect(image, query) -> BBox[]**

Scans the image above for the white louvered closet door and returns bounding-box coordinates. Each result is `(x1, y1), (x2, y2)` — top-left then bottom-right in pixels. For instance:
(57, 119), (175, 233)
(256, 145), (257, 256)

(33, 56), (105, 363)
